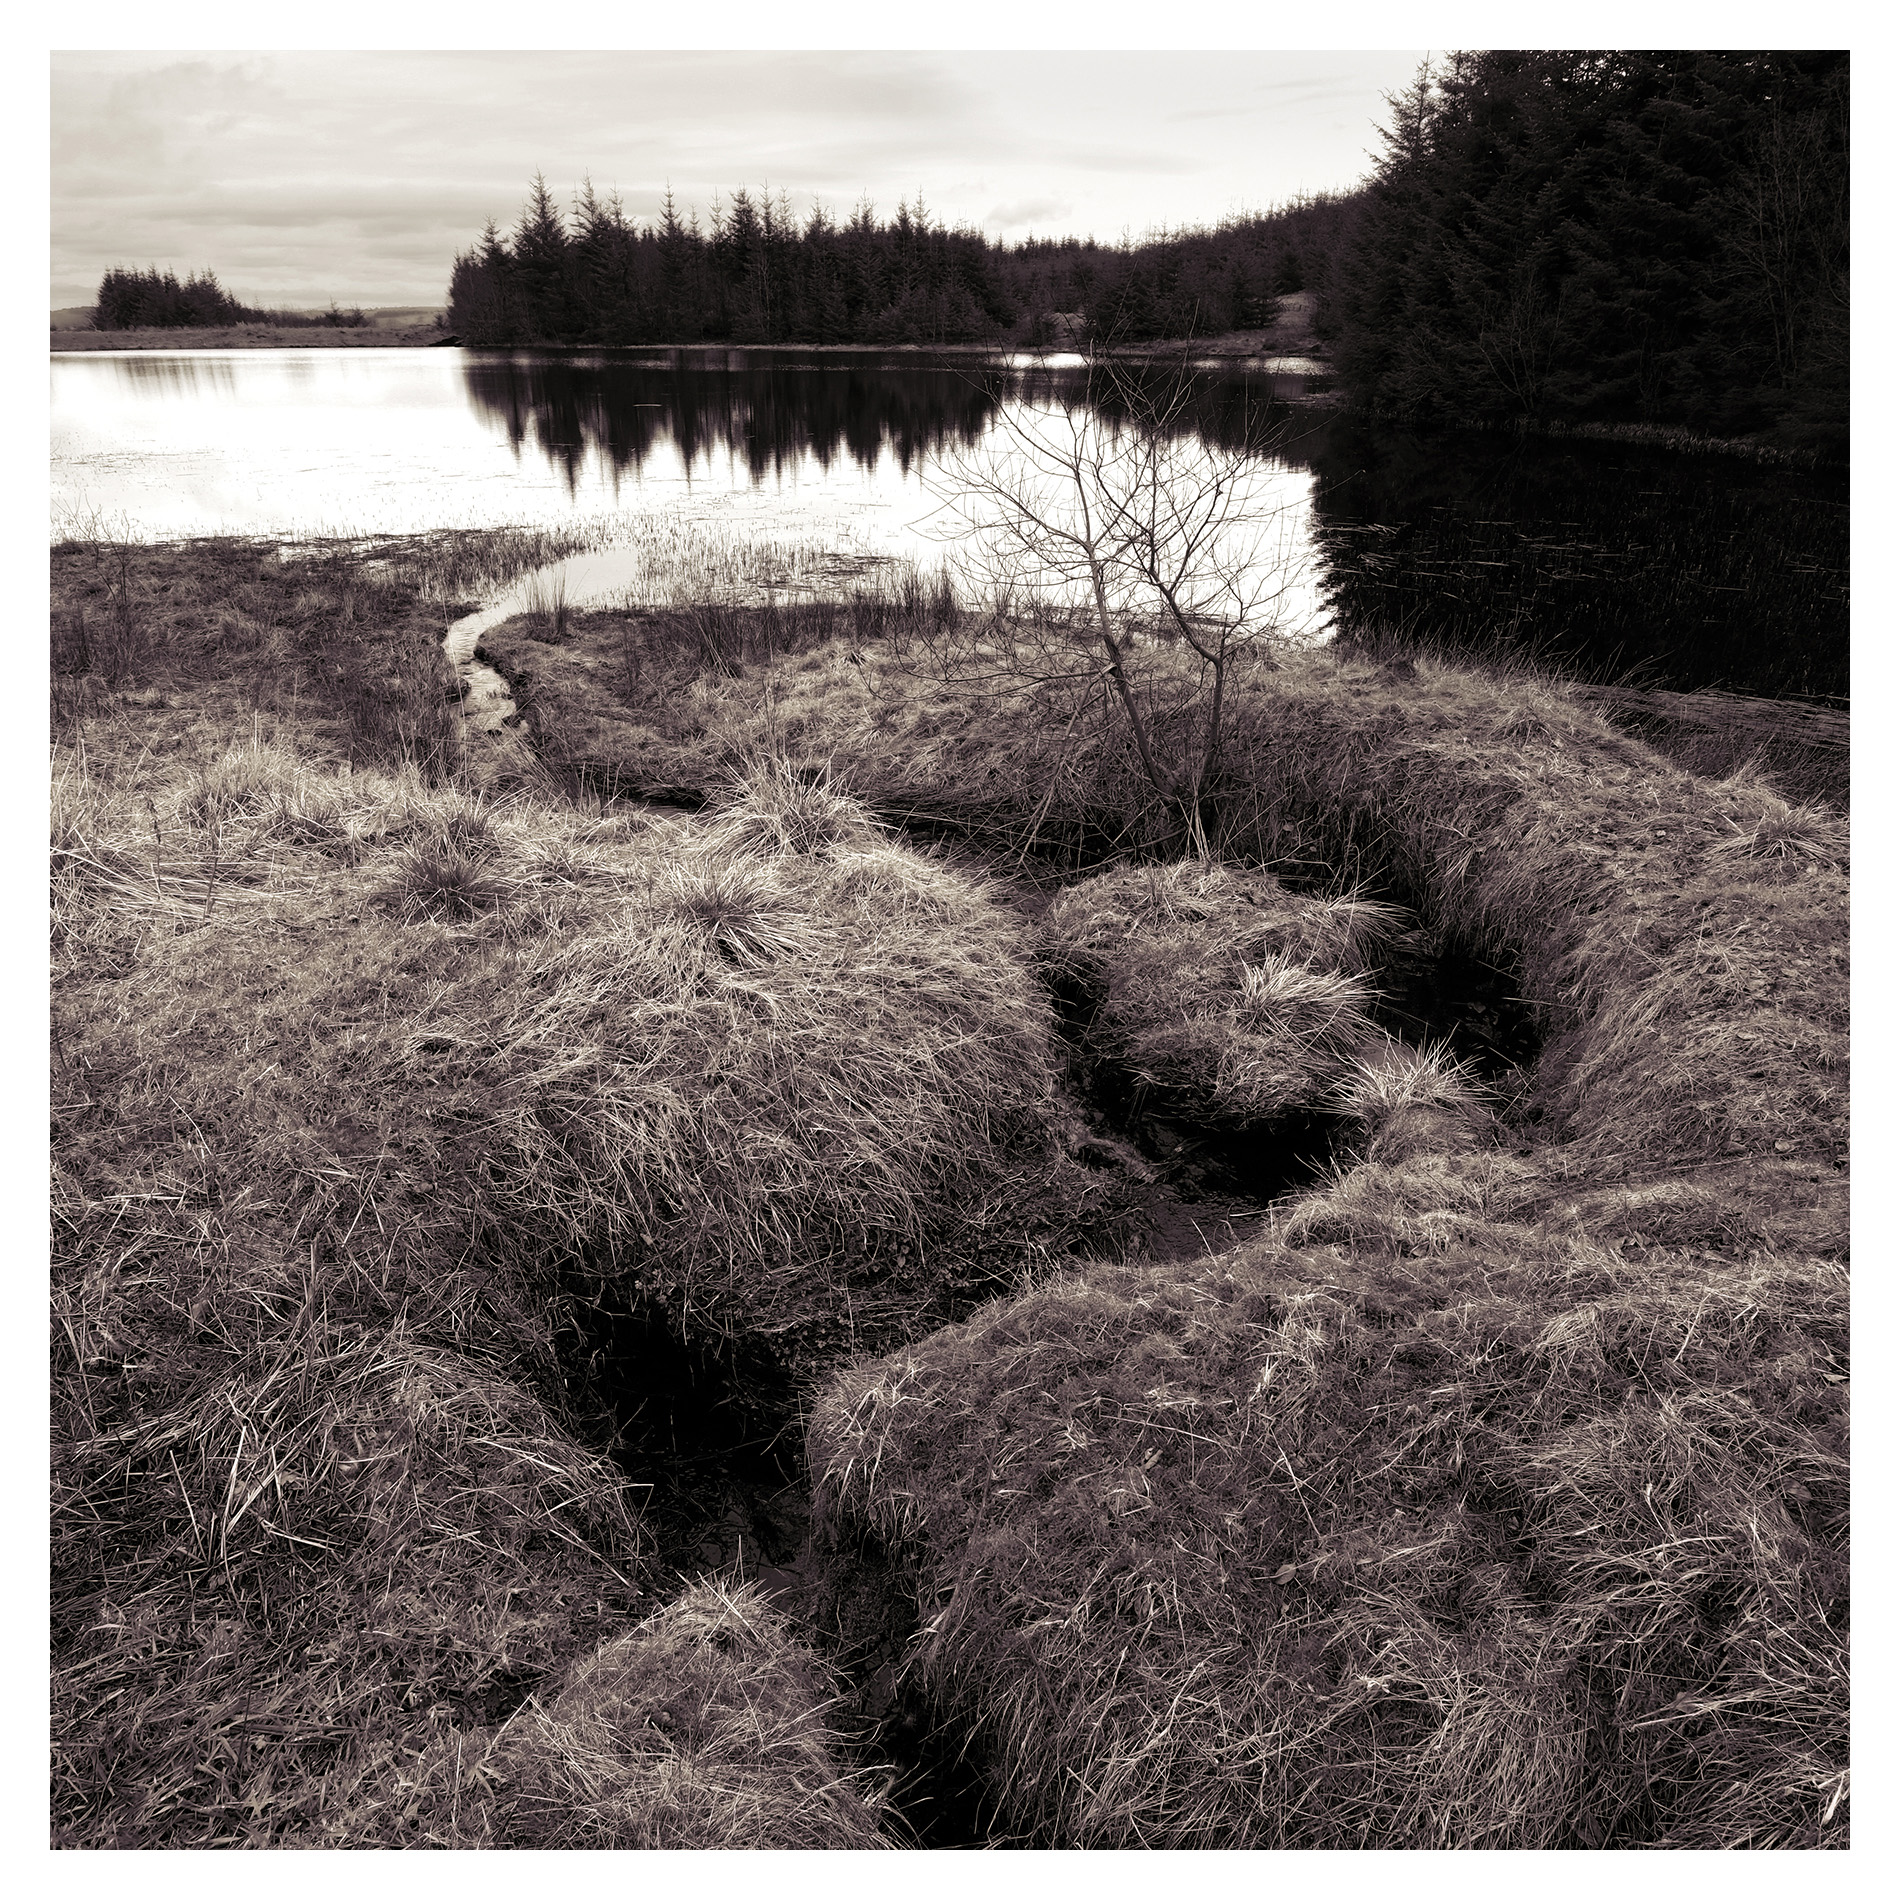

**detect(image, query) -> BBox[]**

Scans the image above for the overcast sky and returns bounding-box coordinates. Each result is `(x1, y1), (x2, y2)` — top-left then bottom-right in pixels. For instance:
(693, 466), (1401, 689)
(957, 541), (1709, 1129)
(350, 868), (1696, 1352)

(50, 49), (1428, 310)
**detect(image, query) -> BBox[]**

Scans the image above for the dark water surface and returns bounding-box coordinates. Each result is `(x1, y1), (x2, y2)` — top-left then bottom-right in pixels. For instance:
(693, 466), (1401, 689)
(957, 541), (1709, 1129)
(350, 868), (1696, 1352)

(53, 346), (1844, 698)
(1298, 416), (1847, 700)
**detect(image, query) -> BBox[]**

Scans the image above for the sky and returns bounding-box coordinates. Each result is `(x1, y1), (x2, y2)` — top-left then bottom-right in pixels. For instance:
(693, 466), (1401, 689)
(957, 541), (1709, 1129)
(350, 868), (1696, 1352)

(49, 49), (1430, 310)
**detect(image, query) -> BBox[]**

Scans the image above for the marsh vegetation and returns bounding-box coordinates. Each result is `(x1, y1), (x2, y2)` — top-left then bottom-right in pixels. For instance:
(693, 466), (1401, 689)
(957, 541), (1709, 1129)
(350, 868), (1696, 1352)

(50, 495), (1846, 1847)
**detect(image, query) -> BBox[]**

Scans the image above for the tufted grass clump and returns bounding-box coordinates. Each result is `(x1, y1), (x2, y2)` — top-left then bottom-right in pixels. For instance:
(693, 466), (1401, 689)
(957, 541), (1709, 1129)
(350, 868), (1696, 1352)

(697, 756), (887, 859)
(1044, 859), (1388, 1127)
(465, 775), (1093, 1374)
(463, 1581), (893, 1849)
(377, 836), (509, 921)
(1710, 795), (1846, 872)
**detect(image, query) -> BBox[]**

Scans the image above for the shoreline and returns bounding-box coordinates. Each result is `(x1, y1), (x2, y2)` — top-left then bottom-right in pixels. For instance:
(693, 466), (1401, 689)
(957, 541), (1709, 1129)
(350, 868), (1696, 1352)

(53, 323), (449, 351)
(53, 316), (1332, 365)
(52, 330), (1326, 364)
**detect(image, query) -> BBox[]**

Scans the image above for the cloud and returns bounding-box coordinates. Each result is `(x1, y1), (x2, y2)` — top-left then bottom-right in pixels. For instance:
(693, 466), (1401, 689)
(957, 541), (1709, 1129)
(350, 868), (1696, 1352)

(984, 197), (1074, 231)
(50, 48), (1427, 306)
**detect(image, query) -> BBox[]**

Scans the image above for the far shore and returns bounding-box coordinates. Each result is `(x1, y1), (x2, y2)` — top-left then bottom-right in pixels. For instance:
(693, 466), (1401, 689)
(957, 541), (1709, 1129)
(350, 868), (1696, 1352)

(54, 323), (450, 351)
(54, 325), (1329, 362)
(52, 293), (1330, 364)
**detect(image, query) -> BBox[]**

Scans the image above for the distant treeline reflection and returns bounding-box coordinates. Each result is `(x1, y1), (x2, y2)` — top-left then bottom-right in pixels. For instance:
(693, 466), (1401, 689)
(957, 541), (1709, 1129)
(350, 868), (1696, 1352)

(461, 355), (1011, 486)
(459, 353), (1845, 699)
(458, 353), (1303, 490)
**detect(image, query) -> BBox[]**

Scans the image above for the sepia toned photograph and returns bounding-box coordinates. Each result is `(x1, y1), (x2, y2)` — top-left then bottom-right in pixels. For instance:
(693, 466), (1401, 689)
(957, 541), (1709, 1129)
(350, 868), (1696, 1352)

(49, 31), (1849, 1853)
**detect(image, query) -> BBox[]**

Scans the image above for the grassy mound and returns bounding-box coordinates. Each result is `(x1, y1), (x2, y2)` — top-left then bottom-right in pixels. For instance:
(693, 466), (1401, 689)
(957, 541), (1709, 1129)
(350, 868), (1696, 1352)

(1195, 655), (1849, 1260)
(457, 758), (1112, 1373)
(362, 1580), (890, 1848)
(498, 621), (1845, 1255)
(483, 606), (1165, 854)
(809, 1183), (1849, 1847)
(51, 551), (1080, 1844)
(51, 710), (662, 1845)
(1044, 859), (1395, 1126)
(50, 576), (1115, 1843)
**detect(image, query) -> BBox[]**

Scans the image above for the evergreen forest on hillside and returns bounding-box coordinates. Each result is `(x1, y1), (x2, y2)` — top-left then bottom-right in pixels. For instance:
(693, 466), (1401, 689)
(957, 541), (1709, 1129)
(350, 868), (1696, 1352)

(442, 179), (1343, 350)
(439, 49), (1845, 452)
(1323, 51), (1848, 452)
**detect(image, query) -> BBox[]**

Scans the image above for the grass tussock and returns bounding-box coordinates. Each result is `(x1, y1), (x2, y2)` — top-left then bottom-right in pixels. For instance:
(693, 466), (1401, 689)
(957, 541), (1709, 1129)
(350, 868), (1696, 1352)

(697, 756), (887, 859)
(461, 766), (1113, 1372)
(49, 621), (933, 1843)
(1045, 860), (1392, 1127)
(512, 616), (1844, 1253)
(463, 1581), (891, 1848)
(809, 1209), (1848, 1847)
(54, 531), (1848, 1850)
(308, 1578), (891, 1848)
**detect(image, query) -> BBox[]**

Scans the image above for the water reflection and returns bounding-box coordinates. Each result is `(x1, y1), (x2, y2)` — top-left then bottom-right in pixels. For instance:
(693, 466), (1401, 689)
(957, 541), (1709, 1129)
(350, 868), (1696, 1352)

(460, 356), (1006, 490)
(89, 354), (240, 400)
(51, 346), (1844, 697)
(459, 351), (1322, 495)
(1306, 419), (1849, 700)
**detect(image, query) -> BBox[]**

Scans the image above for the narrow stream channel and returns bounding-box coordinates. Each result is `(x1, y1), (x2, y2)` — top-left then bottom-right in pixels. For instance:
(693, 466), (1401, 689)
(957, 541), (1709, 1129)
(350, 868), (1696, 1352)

(438, 554), (1547, 1845)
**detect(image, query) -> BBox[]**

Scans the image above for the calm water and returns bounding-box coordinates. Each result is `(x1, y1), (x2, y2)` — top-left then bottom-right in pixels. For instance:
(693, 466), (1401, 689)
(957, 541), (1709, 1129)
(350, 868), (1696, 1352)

(52, 346), (1845, 697)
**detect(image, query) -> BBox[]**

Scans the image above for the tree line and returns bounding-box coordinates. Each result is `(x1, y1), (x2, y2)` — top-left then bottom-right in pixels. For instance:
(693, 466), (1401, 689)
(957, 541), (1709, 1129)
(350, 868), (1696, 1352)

(949, 196), (1354, 345)
(446, 180), (1016, 347)
(443, 176), (1343, 349)
(1318, 51), (1849, 451)
(93, 267), (367, 330)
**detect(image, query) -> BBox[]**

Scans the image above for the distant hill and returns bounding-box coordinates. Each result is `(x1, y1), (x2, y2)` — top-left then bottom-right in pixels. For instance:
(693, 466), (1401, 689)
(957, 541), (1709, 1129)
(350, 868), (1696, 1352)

(51, 307), (96, 329)
(359, 307), (447, 330)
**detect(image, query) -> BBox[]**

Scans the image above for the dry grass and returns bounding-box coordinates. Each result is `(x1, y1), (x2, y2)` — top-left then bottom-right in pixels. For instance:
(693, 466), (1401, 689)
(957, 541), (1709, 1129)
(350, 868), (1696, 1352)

(52, 715), (638, 1845)
(462, 1580), (892, 1848)
(268, 1578), (893, 1849)
(47, 543), (949, 1845)
(480, 601), (1158, 855)
(51, 716), (916, 1845)
(52, 529), (1849, 1850)
(534, 623), (1844, 1254)
(455, 762), (1114, 1373)
(1044, 860), (1392, 1127)
(809, 1207), (1848, 1847)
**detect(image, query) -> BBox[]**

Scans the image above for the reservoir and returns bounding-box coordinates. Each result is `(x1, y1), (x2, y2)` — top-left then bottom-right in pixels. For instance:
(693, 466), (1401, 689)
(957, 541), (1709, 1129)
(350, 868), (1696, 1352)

(52, 345), (1846, 698)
